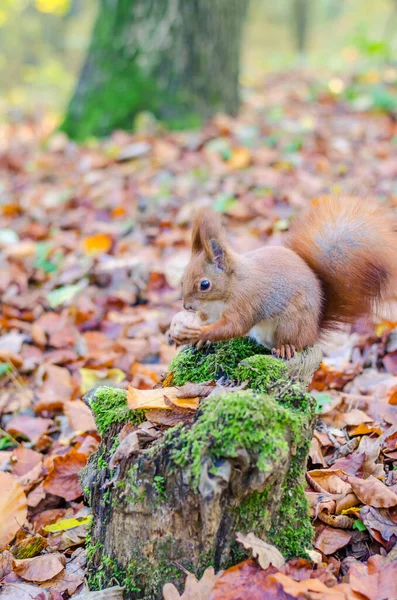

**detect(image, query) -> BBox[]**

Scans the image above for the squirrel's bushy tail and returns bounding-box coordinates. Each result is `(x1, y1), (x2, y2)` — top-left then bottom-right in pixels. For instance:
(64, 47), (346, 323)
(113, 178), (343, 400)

(287, 196), (397, 330)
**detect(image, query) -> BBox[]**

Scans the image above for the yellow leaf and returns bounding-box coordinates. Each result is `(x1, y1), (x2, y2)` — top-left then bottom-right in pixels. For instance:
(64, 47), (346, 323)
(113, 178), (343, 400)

(375, 320), (397, 337)
(227, 147), (251, 170)
(82, 233), (112, 255)
(43, 515), (92, 532)
(127, 386), (199, 411)
(341, 506), (361, 516)
(170, 397), (199, 410)
(80, 368), (125, 394)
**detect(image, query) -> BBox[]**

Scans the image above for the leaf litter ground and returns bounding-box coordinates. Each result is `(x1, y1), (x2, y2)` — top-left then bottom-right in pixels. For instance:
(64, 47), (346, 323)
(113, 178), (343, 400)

(1, 70), (397, 599)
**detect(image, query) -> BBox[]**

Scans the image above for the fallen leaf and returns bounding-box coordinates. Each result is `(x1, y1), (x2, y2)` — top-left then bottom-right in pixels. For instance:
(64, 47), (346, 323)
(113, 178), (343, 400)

(360, 505), (397, 544)
(227, 147), (252, 170)
(0, 549), (13, 579)
(6, 415), (52, 443)
(74, 586), (124, 599)
(43, 449), (88, 501)
(127, 385), (199, 411)
(0, 472), (27, 548)
(37, 365), (74, 410)
(40, 546), (86, 593)
(43, 515), (92, 533)
(0, 582), (51, 600)
(64, 400), (96, 433)
(164, 566), (222, 600)
(307, 469), (351, 495)
(11, 534), (47, 559)
(210, 560), (276, 600)
(11, 446), (42, 477)
(348, 554), (397, 600)
(82, 233), (112, 255)
(13, 553), (65, 582)
(348, 475), (397, 508)
(314, 526), (352, 555)
(236, 532), (285, 569)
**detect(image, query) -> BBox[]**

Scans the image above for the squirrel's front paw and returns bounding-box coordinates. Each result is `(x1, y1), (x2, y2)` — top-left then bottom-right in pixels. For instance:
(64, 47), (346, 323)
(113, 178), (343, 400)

(177, 325), (204, 345)
(271, 344), (295, 360)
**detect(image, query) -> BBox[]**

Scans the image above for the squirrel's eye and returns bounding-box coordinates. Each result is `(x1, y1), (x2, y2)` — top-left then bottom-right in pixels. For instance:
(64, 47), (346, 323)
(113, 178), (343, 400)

(199, 279), (211, 291)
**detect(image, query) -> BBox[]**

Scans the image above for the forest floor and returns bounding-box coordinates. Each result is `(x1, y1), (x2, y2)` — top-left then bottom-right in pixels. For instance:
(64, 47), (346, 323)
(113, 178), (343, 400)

(1, 71), (397, 600)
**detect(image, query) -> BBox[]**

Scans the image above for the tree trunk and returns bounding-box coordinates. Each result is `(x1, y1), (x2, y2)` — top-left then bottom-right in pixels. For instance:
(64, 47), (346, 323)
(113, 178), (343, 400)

(292, 0), (309, 56)
(60, 0), (249, 140)
(81, 339), (322, 600)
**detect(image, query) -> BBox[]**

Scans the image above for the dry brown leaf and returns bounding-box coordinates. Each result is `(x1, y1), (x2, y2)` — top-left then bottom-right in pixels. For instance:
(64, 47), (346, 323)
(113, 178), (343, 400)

(307, 469), (351, 495)
(37, 364), (74, 408)
(163, 566), (221, 600)
(235, 532), (285, 569)
(348, 554), (397, 600)
(271, 572), (362, 599)
(11, 446), (42, 477)
(0, 582), (53, 600)
(0, 549), (13, 579)
(0, 472), (27, 548)
(43, 449), (88, 501)
(64, 400), (96, 433)
(360, 505), (397, 543)
(13, 553), (65, 582)
(314, 526), (352, 555)
(6, 414), (52, 443)
(348, 475), (397, 508)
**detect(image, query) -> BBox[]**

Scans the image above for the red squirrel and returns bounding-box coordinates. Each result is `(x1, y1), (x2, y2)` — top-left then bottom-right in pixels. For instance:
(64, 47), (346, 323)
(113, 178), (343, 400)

(173, 196), (397, 359)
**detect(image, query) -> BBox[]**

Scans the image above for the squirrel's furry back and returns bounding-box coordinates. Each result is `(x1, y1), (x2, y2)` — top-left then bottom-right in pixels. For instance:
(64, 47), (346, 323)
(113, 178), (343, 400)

(287, 196), (397, 330)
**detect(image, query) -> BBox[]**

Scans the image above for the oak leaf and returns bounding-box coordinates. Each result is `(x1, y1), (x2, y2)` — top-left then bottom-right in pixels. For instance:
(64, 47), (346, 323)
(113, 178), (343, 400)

(163, 566), (221, 600)
(236, 532), (285, 569)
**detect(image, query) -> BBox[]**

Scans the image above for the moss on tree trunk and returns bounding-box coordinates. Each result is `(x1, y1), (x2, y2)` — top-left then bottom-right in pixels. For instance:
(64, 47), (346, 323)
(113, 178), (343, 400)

(81, 339), (322, 599)
(60, 0), (249, 140)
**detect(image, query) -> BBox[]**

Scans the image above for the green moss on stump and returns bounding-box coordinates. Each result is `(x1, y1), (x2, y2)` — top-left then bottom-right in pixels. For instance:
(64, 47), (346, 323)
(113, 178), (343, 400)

(163, 390), (303, 488)
(89, 386), (145, 435)
(170, 338), (269, 385)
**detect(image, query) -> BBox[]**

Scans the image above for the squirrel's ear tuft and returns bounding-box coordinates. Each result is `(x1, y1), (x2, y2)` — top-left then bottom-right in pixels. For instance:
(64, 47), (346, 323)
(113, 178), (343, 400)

(210, 239), (228, 271)
(191, 209), (231, 270)
(191, 210), (205, 253)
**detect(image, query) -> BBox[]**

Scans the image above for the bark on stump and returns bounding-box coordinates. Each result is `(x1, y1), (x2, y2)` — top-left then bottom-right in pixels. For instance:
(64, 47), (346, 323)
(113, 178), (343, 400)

(81, 338), (322, 599)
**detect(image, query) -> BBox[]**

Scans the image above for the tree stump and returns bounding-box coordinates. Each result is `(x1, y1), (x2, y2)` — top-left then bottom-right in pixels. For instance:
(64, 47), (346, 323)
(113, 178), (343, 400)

(81, 338), (322, 600)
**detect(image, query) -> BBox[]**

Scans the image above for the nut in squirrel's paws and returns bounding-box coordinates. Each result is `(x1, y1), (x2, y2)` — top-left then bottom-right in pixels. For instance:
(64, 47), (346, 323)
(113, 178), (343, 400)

(271, 345), (295, 360)
(168, 311), (203, 346)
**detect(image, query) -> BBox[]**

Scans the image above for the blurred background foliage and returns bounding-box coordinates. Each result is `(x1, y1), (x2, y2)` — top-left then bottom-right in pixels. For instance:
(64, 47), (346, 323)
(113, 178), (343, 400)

(0, 0), (396, 124)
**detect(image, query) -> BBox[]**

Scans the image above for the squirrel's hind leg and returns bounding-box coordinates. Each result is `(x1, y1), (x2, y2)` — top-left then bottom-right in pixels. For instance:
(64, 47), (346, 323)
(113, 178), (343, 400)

(271, 345), (295, 360)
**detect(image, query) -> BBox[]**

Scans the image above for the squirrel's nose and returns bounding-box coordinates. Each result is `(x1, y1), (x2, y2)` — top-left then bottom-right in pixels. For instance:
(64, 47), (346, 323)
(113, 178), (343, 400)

(184, 302), (193, 311)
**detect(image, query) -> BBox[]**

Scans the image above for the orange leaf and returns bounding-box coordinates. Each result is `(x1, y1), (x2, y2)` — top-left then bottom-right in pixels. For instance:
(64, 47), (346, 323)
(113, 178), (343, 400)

(127, 386), (198, 411)
(0, 472), (27, 548)
(348, 423), (382, 437)
(82, 233), (112, 255)
(43, 449), (88, 501)
(227, 147), (251, 170)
